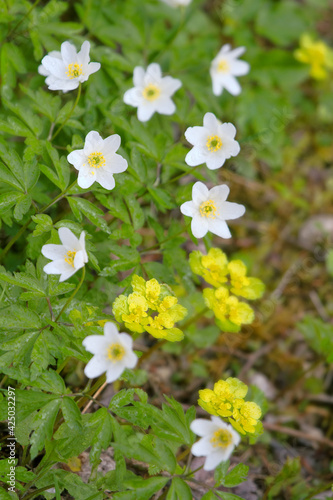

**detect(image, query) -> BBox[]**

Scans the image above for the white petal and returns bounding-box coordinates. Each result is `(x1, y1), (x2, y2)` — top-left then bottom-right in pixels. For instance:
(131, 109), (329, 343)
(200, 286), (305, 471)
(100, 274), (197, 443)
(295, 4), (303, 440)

(61, 41), (78, 66)
(102, 134), (121, 154)
(95, 169), (115, 190)
(219, 201), (245, 220)
(67, 150), (86, 169)
(43, 259), (70, 275)
(192, 182), (209, 205)
(209, 184), (230, 202)
(83, 62), (101, 77)
(82, 335), (109, 355)
(106, 362), (126, 383)
(41, 244), (65, 260)
(79, 232), (88, 263)
(84, 355), (109, 379)
(58, 227), (79, 250)
(155, 97), (176, 116)
(211, 72), (223, 96)
(207, 219), (232, 239)
(185, 147), (208, 167)
(145, 63), (162, 83)
(205, 154), (226, 170)
(218, 122), (237, 140)
(160, 76), (182, 95)
(124, 350), (138, 369)
(191, 436), (215, 457)
(78, 40), (90, 66)
(84, 131), (103, 155)
(222, 138), (240, 158)
(137, 103), (156, 122)
(184, 126), (206, 146)
(103, 153), (128, 174)
(123, 87), (143, 107)
(73, 250), (85, 270)
(230, 60), (250, 76)
(59, 268), (78, 282)
(133, 66), (145, 87)
(190, 418), (220, 437)
(203, 112), (218, 132)
(180, 201), (195, 217)
(41, 56), (67, 79)
(221, 74), (242, 96)
(204, 450), (230, 471)
(104, 322), (120, 341)
(78, 166), (96, 189)
(229, 46), (246, 59)
(119, 332), (133, 350)
(191, 215), (208, 239)
(46, 77), (78, 92)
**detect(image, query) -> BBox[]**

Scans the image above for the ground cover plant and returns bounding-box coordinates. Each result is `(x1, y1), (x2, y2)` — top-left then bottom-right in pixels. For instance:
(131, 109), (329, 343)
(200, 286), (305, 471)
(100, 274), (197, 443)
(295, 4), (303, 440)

(0, 0), (332, 498)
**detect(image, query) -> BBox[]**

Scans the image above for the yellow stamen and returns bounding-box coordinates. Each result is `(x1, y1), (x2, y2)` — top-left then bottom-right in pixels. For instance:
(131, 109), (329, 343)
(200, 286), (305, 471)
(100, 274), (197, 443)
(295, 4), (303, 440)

(64, 250), (76, 267)
(199, 200), (218, 219)
(206, 135), (222, 153)
(107, 343), (125, 362)
(142, 84), (160, 101)
(210, 429), (233, 448)
(87, 152), (105, 169)
(66, 63), (83, 79)
(217, 59), (230, 73)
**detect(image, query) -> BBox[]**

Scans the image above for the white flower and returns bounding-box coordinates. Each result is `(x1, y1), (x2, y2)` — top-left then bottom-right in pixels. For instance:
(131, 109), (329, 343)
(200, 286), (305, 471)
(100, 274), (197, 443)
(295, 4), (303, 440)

(160, 0), (192, 6)
(83, 322), (138, 383)
(38, 41), (101, 93)
(123, 63), (182, 122)
(42, 228), (88, 282)
(185, 112), (240, 170)
(190, 416), (241, 471)
(210, 44), (250, 96)
(67, 131), (128, 190)
(180, 182), (245, 239)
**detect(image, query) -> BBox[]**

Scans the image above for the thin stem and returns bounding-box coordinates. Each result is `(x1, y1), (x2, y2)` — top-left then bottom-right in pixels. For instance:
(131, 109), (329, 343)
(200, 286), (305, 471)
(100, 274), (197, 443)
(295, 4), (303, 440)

(39, 179), (77, 213)
(6, 0), (41, 40)
(82, 380), (107, 414)
(51, 83), (82, 141)
(0, 218), (31, 262)
(55, 266), (85, 322)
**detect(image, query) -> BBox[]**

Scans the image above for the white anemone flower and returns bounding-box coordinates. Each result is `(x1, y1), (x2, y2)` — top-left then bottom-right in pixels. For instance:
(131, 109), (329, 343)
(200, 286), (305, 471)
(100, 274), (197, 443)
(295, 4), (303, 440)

(190, 417), (241, 471)
(123, 63), (182, 122)
(180, 182), (245, 239)
(83, 322), (138, 383)
(185, 112), (240, 170)
(38, 41), (101, 93)
(160, 0), (192, 6)
(42, 228), (88, 282)
(67, 131), (128, 190)
(210, 44), (250, 96)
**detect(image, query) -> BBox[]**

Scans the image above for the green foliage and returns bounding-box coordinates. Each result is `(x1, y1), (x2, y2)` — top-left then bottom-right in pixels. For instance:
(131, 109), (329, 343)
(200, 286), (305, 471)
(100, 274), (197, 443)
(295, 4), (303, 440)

(297, 316), (333, 363)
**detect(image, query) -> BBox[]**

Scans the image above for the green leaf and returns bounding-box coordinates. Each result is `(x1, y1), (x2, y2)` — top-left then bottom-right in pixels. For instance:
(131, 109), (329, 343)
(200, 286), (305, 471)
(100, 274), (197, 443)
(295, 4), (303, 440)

(148, 186), (175, 212)
(0, 192), (22, 215)
(0, 269), (45, 295)
(167, 477), (192, 500)
(89, 408), (113, 469)
(223, 463), (249, 487)
(13, 194), (32, 220)
(0, 305), (42, 329)
(30, 399), (61, 459)
(0, 161), (24, 191)
(67, 197), (110, 233)
(114, 476), (169, 500)
(297, 316), (333, 363)
(32, 214), (53, 236)
(326, 249), (333, 277)
(214, 460), (230, 487)
(61, 397), (83, 433)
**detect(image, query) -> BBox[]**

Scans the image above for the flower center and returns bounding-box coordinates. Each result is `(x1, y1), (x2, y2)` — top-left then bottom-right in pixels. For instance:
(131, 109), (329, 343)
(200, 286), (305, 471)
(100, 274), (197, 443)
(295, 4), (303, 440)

(64, 250), (76, 267)
(199, 200), (218, 219)
(107, 343), (125, 362)
(87, 152), (106, 169)
(142, 84), (161, 101)
(206, 135), (222, 153)
(210, 429), (233, 448)
(66, 63), (83, 79)
(217, 59), (230, 73)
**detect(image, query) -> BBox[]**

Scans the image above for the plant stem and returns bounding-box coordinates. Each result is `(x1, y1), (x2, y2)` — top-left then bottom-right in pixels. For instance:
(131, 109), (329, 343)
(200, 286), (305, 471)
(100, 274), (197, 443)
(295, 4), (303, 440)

(55, 266), (85, 322)
(6, 0), (41, 40)
(0, 218), (31, 262)
(82, 380), (108, 414)
(51, 83), (82, 141)
(39, 179), (77, 213)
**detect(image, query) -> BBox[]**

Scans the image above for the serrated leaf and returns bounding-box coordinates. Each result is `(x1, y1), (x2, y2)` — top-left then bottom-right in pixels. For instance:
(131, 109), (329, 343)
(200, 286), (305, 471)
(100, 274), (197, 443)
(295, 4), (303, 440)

(0, 305), (42, 329)
(223, 463), (249, 487)
(61, 397), (83, 433)
(0, 191), (22, 215)
(32, 214), (53, 236)
(167, 477), (192, 500)
(67, 196), (109, 232)
(30, 399), (61, 459)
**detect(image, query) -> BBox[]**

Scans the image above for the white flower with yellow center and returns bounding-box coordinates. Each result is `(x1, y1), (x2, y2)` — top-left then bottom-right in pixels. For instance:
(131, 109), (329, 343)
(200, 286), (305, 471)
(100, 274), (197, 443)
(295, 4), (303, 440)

(41, 228), (88, 282)
(67, 131), (128, 189)
(83, 322), (138, 383)
(210, 44), (250, 96)
(185, 113), (240, 170)
(190, 417), (241, 471)
(123, 63), (182, 122)
(38, 41), (101, 93)
(180, 182), (245, 239)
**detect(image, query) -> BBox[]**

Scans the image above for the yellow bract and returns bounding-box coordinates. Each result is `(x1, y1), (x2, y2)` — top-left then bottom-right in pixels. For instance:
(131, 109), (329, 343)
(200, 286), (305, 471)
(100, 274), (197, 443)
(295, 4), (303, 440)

(198, 377), (262, 435)
(112, 275), (187, 342)
(294, 34), (333, 80)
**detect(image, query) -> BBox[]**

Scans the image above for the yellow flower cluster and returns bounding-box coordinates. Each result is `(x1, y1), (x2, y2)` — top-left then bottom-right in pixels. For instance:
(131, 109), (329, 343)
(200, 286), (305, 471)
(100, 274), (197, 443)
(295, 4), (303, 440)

(294, 34), (333, 80)
(198, 377), (262, 435)
(189, 248), (264, 332)
(112, 275), (187, 342)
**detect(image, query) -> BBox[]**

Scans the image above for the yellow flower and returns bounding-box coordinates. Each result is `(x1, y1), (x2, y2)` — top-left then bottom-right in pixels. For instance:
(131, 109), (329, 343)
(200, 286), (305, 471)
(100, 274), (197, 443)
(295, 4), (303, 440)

(203, 286), (254, 328)
(231, 401), (262, 434)
(294, 34), (333, 80)
(228, 260), (265, 300)
(190, 248), (229, 287)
